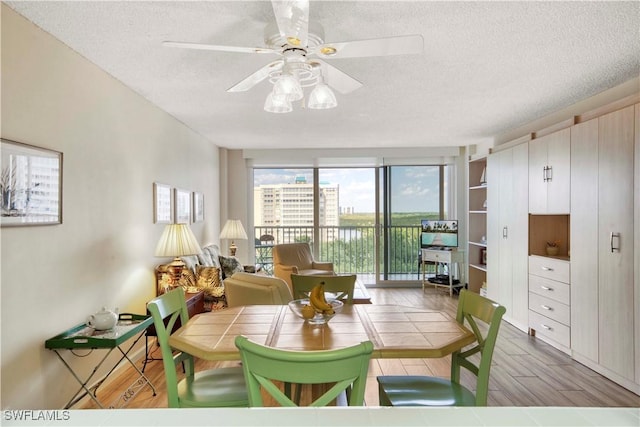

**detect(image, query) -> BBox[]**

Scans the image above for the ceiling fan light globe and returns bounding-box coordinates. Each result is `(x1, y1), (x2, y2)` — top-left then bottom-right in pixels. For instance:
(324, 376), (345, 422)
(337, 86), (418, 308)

(308, 84), (337, 109)
(264, 92), (292, 113)
(273, 74), (303, 101)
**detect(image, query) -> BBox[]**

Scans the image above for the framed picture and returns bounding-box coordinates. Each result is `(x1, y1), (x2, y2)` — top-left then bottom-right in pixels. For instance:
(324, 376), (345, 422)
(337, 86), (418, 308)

(1, 139), (63, 227)
(480, 248), (487, 265)
(153, 182), (172, 224)
(192, 191), (204, 223)
(174, 188), (191, 224)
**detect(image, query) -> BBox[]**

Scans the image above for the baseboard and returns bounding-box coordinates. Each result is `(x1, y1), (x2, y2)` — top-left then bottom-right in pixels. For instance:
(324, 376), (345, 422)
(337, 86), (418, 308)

(571, 352), (640, 395)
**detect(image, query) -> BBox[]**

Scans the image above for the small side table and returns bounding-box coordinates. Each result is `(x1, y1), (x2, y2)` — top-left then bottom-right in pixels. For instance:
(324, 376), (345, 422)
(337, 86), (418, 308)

(142, 290), (205, 371)
(45, 313), (156, 409)
(421, 248), (465, 297)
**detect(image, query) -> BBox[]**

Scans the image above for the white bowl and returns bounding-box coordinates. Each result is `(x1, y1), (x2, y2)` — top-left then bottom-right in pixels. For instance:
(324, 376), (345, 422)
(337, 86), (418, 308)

(288, 298), (344, 325)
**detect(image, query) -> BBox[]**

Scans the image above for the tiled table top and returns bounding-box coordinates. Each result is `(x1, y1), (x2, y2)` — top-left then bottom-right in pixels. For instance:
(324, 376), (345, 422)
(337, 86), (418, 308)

(168, 304), (476, 361)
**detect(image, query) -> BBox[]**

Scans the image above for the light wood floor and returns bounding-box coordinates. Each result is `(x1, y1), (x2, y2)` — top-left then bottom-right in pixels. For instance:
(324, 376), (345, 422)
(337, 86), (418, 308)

(81, 287), (640, 409)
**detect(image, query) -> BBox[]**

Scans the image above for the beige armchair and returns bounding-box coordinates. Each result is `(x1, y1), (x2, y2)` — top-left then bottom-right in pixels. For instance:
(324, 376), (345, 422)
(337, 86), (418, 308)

(272, 243), (334, 290)
(223, 272), (293, 307)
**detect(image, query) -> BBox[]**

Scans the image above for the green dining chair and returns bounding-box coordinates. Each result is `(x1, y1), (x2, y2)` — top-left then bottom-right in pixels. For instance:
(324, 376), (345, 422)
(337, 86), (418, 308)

(147, 288), (248, 408)
(376, 289), (506, 407)
(235, 335), (373, 407)
(291, 274), (357, 304)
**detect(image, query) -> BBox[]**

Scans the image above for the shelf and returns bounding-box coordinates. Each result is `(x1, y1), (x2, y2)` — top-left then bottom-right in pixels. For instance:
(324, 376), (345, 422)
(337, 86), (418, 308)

(469, 210), (486, 214)
(468, 241), (487, 248)
(469, 263), (487, 272)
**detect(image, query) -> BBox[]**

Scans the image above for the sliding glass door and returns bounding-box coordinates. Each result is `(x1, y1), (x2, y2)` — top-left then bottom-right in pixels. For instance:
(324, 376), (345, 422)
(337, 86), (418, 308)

(378, 166), (444, 284)
(252, 165), (453, 285)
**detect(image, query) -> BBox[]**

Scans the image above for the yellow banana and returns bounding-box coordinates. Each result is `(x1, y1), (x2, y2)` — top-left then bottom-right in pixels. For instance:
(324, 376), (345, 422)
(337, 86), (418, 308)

(309, 283), (332, 312)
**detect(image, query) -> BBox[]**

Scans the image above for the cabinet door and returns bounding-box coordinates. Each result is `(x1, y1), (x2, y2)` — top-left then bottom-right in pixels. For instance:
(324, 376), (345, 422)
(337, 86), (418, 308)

(598, 105), (635, 380)
(570, 118), (599, 363)
(488, 148), (514, 312)
(498, 149), (514, 315)
(511, 143), (530, 330)
(529, 136), (548, 214)
(546, 128), (571, 214)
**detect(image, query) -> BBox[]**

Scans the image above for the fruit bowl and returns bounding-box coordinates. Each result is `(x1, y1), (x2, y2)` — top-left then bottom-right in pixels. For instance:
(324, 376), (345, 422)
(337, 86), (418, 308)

(288, 298), (344, 325)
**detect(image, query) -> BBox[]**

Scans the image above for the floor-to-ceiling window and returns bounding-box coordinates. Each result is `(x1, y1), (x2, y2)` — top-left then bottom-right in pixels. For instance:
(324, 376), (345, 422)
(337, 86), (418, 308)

(252, 164), (455, 285)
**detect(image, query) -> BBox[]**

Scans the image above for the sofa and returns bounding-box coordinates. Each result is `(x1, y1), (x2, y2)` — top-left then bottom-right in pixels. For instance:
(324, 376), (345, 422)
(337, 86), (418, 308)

(223, 272), (293, 307)
(273, 242), (334, 290)
(155, 243), (250, 310)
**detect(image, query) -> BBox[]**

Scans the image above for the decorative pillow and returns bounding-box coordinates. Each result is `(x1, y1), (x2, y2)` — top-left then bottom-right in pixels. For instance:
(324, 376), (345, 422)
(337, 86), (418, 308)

(202, 245), (223, 268)
(218, 255), (244, 279)
(178, 268), (197, 290)
(195, 265), (227, 311)
(197, 250), (214, 268)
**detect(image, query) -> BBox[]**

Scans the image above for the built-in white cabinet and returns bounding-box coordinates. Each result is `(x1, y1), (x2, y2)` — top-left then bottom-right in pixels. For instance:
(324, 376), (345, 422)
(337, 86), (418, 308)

(487, 142), (529, 332)
(528, 255), (571, 353)
(529, 128), (571, 214)
(570, 104), (637, 391)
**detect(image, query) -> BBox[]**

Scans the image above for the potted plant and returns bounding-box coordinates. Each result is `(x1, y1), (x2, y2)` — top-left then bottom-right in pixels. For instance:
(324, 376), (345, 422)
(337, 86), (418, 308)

(546, 240), (560, 256)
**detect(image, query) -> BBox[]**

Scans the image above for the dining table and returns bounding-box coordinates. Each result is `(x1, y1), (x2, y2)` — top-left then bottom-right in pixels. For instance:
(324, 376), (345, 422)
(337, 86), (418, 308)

(168, 303), (476, 361)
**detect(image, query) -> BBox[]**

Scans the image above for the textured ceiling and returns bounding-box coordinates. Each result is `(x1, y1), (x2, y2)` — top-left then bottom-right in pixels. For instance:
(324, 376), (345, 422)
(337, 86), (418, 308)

(5, 1), (640, 150)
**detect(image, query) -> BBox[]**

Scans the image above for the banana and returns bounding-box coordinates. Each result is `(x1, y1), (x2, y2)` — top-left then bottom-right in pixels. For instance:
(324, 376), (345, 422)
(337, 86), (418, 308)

(309, 283), (332, 313)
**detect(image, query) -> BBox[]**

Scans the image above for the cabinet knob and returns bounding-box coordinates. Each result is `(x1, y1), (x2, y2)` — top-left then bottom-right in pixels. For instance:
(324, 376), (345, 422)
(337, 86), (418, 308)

(540, 286), (553, 291)
(541, 324), (552, 331)
(541, 266), (554, 271)
(541, 305), (553, 311)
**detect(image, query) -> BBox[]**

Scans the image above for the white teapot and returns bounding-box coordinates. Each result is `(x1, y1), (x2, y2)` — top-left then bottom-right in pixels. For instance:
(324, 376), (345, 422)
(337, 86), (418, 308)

(87, 307), (119, 330)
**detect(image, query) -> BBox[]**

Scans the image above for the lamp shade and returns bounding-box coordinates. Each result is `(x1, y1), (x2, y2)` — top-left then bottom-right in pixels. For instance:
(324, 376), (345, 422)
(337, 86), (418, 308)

(273, 74), (303, 101)
(219, 219), (248, 240)
(308, 83), (337, 109)
(264, 92), (293, 113)
(154, 223), (202, 257)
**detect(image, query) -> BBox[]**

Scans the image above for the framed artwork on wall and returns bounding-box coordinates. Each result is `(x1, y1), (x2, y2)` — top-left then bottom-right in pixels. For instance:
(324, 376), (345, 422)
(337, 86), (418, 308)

(174, 188), (191, 224)
(153, 182), (172, 224)
(192, 191), (204, 223)
(1, 139), (63, 227)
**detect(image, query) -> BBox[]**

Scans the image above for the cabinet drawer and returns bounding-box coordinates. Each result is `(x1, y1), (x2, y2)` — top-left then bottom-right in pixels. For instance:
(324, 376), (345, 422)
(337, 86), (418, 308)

(528, 275), (570, 305)
(529, 292), (570, 325)
(529, 310), (570, 348)
(421, 249), (452, 263)
(529, 255), (570, 283)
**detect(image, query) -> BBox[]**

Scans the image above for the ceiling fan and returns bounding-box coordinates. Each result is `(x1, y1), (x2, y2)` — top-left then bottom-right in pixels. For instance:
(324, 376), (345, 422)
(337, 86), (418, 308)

(163, 0), (424, 112)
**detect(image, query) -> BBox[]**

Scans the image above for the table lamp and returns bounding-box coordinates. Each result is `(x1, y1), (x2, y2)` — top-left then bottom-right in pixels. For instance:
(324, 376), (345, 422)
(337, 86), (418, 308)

(155, 223), (202, 285)
(220, 219), (247, 257)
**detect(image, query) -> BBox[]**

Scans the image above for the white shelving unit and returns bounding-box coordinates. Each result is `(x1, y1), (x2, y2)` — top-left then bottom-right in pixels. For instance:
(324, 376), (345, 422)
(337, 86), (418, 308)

(467, 154), (488, 294)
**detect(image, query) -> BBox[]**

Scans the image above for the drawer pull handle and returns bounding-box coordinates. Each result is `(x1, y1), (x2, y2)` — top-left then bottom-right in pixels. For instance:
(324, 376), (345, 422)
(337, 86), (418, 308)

(541, 324), (552, 331)
(540, 286), (553, 291)
(541, 267), (554, 271)
(541, 305), (552, 311)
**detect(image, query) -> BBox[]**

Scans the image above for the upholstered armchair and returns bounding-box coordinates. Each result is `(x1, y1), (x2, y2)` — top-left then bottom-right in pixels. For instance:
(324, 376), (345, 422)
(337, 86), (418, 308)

(272, 243), (334, 290)
(224, 272), (293, 307)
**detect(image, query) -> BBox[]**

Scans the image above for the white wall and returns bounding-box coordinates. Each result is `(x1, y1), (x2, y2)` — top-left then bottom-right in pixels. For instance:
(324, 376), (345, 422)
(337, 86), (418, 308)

(0, 5), (221, 409)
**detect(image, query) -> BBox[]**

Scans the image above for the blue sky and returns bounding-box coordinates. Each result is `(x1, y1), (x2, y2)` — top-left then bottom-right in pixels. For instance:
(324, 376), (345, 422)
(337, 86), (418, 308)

(254, 167), (440, 213)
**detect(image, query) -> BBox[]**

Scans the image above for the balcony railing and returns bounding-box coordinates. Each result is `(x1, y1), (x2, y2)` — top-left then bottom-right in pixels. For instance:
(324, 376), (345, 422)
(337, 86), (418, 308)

(254, 226), (426, 278)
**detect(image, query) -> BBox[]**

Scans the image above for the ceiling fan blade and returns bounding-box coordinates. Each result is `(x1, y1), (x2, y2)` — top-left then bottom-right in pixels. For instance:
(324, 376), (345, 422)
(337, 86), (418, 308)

(163, 41), (278, 55)
(312, 34), (424, 59)
(313, 59), (362, 95)
(271, 0), (309, 48)
(227, 61), (283, 92)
